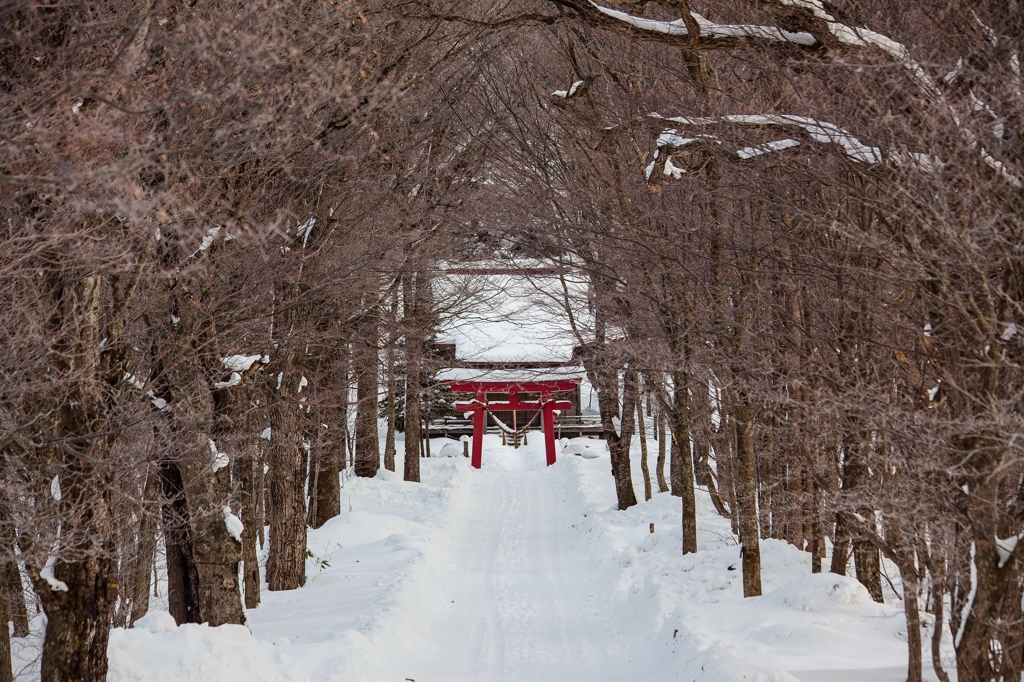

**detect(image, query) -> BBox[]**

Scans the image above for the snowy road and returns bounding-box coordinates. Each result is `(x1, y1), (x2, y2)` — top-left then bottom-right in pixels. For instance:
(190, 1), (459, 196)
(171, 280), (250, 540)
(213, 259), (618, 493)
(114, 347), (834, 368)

(377, 446), (627, 682)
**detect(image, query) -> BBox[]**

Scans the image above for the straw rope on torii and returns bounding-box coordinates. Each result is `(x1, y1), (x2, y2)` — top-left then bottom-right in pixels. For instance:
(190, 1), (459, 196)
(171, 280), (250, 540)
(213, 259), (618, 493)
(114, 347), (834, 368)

(490, 409), (541, 447)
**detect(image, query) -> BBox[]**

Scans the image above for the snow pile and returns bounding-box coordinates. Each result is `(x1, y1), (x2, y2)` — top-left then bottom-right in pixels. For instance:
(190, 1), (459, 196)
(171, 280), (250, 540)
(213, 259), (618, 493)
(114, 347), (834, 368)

(108, 616), (346, 682)
(437, 440), (463, 457)
(563, 436), (605, 459)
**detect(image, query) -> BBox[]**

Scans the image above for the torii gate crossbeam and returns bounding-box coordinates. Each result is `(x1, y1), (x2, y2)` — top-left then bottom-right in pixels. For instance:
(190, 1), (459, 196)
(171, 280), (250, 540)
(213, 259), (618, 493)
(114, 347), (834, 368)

(448, 380), (578, 468)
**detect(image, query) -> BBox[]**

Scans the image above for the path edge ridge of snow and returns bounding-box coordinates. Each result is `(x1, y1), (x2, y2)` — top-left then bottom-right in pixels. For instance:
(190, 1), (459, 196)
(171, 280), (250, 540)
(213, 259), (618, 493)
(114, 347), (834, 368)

(549, 454), (803, 682)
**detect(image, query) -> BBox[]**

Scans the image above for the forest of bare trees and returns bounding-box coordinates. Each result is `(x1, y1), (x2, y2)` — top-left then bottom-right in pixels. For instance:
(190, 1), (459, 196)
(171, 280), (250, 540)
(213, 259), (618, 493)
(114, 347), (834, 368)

(2, 0), (1023, 680)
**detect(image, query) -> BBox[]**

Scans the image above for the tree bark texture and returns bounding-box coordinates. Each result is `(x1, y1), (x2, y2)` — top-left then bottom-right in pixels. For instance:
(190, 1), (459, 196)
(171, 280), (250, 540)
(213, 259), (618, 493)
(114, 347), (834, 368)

(656, 411), (668, 494)
(954, 434), (1024, 682)
(636, 394), (652, 501)
(158, 460), (201, 624)
(383, 293), (398, 472)
(842, 433), (884, 602)
(311, 434), (341, 529)
(267, 347), (307, 591)
(669, 373), (697, 554)
(734, 401), (762, 597)
(172, 436), (244, 625)
(594, 360), (636, 511)
(0, 587), (10, 682)
(235, 441), (261, 608)
(403, 275), (424, 483)
(123, 469), (160, 626)
(354, 309), (380, 479)
(0, 508), (28, 638)
(36, 273), (121, 682)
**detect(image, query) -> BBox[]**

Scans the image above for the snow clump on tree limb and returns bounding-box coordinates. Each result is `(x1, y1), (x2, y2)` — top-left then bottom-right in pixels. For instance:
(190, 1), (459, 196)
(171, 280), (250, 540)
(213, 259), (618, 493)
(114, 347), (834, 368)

(223, 507), (244, 543)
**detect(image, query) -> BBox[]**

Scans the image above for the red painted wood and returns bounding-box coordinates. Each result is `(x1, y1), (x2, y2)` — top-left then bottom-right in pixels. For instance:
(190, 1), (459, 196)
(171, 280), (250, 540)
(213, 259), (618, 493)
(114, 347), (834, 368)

(471, 406), (484, 469)
(448, 380), (580, 394)
(457, 400), (571, 412)
(542, 402), (557, 466)
(447, 379), (577, 469)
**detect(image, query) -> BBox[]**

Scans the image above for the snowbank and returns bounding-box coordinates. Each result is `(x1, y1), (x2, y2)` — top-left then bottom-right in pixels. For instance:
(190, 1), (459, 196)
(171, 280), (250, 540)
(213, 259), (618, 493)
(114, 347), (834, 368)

(107, 454), (475, 682)
(105, 433), (953, 682)
(548, 440), (954, 681)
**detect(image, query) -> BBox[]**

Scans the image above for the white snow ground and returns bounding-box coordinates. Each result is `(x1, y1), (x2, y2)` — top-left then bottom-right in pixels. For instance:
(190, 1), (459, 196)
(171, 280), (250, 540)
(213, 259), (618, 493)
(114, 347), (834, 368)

(103, 435), (955, 682)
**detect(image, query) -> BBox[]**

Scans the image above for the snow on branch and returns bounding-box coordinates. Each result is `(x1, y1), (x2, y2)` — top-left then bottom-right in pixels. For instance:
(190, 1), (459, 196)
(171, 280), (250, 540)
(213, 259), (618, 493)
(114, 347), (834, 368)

(552, 80), (585, 98)
(587, 1), (937, 96)
(222, 354), (263, 372)
(589, 2), (815, 47)
(223, 506), (243, 543)
(648, 114), (954, 176)
(658, 114), (884, 163)
(208, 439), (229, 473)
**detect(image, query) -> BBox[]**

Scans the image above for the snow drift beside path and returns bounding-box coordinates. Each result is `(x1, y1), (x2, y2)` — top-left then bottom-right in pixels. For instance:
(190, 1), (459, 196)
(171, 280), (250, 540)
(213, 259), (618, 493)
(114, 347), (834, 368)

(551, 443), (955, 682)
(107, 455), (475, 682)
(106, 435), (954, 682)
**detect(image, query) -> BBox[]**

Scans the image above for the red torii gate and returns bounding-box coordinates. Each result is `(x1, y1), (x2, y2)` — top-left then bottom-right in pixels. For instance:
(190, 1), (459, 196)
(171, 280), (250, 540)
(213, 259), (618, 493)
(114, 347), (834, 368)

(448, 379), (578, 469)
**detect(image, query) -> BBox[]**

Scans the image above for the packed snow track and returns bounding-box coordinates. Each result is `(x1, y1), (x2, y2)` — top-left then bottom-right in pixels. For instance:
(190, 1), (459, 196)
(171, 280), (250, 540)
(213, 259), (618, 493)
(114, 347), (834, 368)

(375, 451), (624, 681)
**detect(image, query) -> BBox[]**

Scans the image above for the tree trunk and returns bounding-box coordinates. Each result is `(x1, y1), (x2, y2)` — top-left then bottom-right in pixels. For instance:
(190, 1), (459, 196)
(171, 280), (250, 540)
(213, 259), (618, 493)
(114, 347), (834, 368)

(34, 273), (124, 682)
(616, 369), (641, 507)
(235, 441), (261, 609)
(669, 372), (697, 554)
(0, 584), (10, 682)
(403, 275), (423, 483)
(903, 564), (923, 682)
(734, 400), (762, 597)
(594, 360), (636, 511)
(852, 513), (884, 603)
(636, 395), (652, 501)
(810, 479), (825, 574)
(830, 512), (851, 575)
(656, 411), (668, 493)
(312, 433), (342, 529)
(37, 550), (116, 682)
(256, 443), (266, 551)
(843, 433), (884, 602)
(158, 459), (202, 624)
(383, 293), (398, 472)
(125, 469), (160, 626)
(930, 581), (952, 682)
(176, 431), (244, 625)
(0, 508), (28, 638)
(267, 347), (307, 591)
(954, 435), (1024, 682)
(37, 446), (118, 682)
(354, 309), (380, 479)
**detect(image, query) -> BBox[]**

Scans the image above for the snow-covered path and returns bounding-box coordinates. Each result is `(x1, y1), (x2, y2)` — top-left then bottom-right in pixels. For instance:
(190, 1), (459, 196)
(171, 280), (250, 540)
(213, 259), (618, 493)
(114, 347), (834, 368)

(107, 433), (954, 682)
(377, 448), (624, 682)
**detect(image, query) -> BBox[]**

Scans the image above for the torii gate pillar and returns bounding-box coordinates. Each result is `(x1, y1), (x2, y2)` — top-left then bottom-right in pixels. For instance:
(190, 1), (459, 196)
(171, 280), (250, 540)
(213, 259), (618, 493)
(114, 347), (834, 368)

(541, 397), (557, 467)
(450, 380), (579, 470)
(471, 399), (485, 469)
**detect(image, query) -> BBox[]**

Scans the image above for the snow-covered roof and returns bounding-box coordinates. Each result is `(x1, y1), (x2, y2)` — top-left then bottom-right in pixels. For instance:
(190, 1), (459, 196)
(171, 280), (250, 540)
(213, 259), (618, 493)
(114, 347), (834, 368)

(436, 366), (586, 384)
(434, 265), (590, 365)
